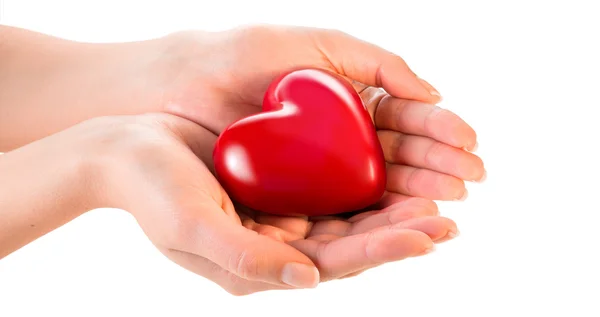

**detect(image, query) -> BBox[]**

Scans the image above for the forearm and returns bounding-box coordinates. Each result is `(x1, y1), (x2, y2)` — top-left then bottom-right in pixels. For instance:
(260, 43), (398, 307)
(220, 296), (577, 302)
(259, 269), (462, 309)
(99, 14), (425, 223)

(0, 135), (96, 259)
(0, 25), (170, 151)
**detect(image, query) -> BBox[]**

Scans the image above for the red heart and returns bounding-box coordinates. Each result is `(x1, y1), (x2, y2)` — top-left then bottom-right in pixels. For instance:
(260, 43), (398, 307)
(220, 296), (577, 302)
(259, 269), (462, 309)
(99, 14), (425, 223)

(213, 68), (386, 217)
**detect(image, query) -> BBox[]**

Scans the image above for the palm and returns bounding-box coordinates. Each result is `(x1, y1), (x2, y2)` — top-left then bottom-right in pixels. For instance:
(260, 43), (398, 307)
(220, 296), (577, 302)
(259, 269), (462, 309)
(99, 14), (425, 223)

(233, 194), (455, 281)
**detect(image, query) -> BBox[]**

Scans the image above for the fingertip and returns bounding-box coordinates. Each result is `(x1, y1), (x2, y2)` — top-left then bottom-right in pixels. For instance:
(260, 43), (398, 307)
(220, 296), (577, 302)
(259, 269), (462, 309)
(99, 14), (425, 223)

(439, 174), (468, 202)
(461, 138), (478, 153)
(403, 197), (439, 215)
(447, 228), (460, 239)
(435, 228), (461, 243)
(475, 169), (487, 183)
(462, 125), (478, 152)
(391, 227), (435, 250)
(392, 216), (457, 242)
(378, 57), (435, 102)
(418, 243), (436, 256)
(368, 228), (434, 261)
(454, 187), (469, 201)
(418, 78), (443, 104)
(281, 262), (320, 288)
(431, 107), (476, 150)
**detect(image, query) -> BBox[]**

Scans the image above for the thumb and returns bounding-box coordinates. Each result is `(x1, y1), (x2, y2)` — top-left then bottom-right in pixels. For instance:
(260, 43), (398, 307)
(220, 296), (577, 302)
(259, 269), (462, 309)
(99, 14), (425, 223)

(179, 200), (321, 289)
(153, 114), (320, 288)
(314, 29), (441, 103)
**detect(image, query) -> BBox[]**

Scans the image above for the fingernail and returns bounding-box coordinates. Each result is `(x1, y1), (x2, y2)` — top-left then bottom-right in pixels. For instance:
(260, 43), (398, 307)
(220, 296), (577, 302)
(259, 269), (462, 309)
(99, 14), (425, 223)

(447, 229), (460, 239)
(464, 141), (478, 152)
(419, 244), (436, 255)
(281, 263), (319, 288)
(418, 78), (442, 102)
(430, 90), (442, 100)
(455, 189), (468, 201)
(476, 170), (487, 183)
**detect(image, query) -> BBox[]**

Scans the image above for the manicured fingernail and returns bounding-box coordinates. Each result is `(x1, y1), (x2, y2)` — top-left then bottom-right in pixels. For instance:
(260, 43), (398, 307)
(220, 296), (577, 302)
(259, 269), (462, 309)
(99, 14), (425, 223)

(281, 263), (319, 288)
(418, 78), (442, 102)
(455, 189), (468, 201)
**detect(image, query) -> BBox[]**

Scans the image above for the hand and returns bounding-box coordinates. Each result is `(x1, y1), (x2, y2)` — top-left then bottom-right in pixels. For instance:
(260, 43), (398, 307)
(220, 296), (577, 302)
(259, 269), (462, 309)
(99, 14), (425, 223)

(75, 113), (457, 295)
(1, 25), (485, 200)
(154, 25), (486, 201)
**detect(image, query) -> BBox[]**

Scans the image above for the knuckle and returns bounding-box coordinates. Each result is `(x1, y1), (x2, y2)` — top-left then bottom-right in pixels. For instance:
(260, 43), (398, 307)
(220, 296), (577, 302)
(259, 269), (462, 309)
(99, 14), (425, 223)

(392, 133), (408, 163)
(405, 168), (425, 195)
(424, 141), (444, 167)
(424, 106), (444, 135)
(393, 98), (412, 131)
(230, 249), (260, 280)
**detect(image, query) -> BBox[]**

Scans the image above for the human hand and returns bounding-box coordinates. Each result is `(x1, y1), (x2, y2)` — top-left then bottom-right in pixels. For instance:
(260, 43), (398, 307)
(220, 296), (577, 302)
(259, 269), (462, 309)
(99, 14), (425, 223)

(1, 25), (485, 200)
(157, 25), (486, 200)
(71, 113), (457, 295)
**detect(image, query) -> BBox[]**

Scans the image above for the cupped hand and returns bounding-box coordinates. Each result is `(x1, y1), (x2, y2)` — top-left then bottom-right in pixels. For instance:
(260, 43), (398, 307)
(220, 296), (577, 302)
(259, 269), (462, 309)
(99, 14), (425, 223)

(156, 25), (486, 201)
(83, 113), (457, 296)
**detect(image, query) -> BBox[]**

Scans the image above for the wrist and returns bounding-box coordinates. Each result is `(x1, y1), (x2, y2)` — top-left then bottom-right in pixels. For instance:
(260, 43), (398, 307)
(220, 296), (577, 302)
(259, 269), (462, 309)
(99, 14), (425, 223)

(0, 133), (100, 258)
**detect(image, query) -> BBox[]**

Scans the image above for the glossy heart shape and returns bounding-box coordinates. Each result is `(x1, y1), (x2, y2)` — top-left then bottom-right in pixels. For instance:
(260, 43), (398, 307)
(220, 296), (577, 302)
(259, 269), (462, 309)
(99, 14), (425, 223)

(213, 68), (386, 216)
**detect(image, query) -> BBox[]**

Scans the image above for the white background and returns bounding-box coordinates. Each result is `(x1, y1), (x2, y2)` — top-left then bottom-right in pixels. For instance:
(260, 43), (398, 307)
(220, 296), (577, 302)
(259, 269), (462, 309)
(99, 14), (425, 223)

(1, 0), (599, 316)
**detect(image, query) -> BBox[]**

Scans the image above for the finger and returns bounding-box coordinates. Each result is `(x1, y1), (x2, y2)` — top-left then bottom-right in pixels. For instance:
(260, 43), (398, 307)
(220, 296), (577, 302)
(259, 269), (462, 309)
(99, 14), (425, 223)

(290, 227), (434, 281)
(375, 97), (478, 151)
(418, 78), (441, 99)
(175, 199), (320, 289)
(378, 130), (486, 182)
(306, 219), (350, 238)
(332, 194), (437, 224)
(240, 216), (303, 242)
(310, 215), (459, 249)
(253, 213), (312, 238)
(308, 234), (342, 242)
(315, 30), (440, 103)
(162, 248), (287, 296)
(309, 198), (438, 237)
(295, 233), (369, 281)
(387, 164), (467, 201)
(348, 193), (436, 222)
(336, 216), (458, 280)
(353, 84), (387, 123)
(387, 216), (458, 242)
(368, 192), (439, 212)
(347, 204), (440, 235)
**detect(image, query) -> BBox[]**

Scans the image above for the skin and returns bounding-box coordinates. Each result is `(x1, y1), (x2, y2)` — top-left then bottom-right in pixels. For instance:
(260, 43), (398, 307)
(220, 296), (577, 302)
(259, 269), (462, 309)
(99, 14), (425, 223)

(0, 25), (486, 295)
(0, 113), (456, 295)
